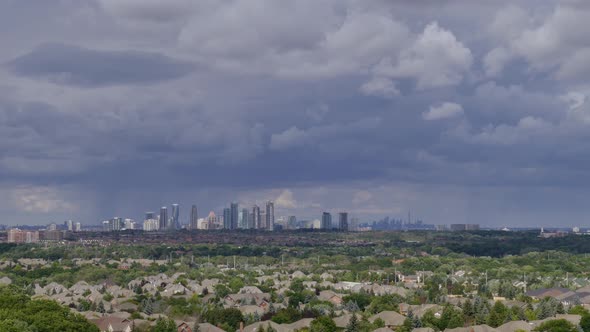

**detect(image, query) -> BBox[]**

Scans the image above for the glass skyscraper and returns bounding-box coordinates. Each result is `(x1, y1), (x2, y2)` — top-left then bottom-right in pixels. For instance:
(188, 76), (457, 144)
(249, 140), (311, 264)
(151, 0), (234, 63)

(265, 201), (274, 231)
(159, 207), (168, 230)
(190, 204), (198, 230)
(230, 202), (239, 230)
(223, 207), (231, 229)
(171, 204), (180, 230)
(321, 212), (332, 230)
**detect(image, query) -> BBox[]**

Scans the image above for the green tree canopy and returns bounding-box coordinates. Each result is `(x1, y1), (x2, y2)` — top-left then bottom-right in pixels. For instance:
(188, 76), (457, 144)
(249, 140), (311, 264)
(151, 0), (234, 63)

(533, 319), (577, 332)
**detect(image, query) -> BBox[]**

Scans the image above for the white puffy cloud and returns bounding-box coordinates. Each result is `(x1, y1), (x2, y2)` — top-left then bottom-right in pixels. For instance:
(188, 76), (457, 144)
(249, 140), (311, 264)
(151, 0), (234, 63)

(423, 102), (464, 121)
(275, 189), (297, 209)
(11, 186), (77, 213)
(177, 1), (410, 79)
(359, 77), (399, 98)
(269, 126), (308, 151)
(561, 91), (587, 111)
(485, 3), (590, 80)
(469, 116), (554, 145)
(372, 22), (472, 89)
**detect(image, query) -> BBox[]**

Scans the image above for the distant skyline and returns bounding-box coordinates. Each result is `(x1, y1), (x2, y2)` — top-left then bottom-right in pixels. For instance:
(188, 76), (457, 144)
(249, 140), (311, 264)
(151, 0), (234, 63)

(2, 1), (590, 227)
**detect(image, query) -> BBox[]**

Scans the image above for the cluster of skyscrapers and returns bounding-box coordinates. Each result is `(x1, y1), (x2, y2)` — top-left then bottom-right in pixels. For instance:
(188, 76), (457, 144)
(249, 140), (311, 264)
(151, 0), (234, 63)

(142, 203), (185, 232)
(103, 217), (137, 232)
(321, 212), (349, 231)
(134, 201), (350, 232)
(143, 201), (276, 231)
(218, 201), (275, 230)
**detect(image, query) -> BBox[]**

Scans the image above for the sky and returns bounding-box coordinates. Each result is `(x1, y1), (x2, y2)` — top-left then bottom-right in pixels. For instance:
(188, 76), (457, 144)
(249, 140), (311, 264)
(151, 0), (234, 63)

(1, 0), (590, 227)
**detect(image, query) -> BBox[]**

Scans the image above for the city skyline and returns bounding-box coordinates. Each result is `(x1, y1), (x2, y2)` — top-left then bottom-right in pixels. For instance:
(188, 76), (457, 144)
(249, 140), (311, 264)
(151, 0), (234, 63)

(2, 1), (590, 227)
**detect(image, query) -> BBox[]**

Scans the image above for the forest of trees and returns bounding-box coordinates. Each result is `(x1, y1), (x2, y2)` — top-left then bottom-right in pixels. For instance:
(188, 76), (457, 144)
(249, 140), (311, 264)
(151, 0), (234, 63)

(0, 285), (98, 332)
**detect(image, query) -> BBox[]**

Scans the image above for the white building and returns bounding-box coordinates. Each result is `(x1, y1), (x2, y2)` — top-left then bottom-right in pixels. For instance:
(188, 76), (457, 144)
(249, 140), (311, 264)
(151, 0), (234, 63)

(143, 219), (159, 231)
(124, 219), (136, 230)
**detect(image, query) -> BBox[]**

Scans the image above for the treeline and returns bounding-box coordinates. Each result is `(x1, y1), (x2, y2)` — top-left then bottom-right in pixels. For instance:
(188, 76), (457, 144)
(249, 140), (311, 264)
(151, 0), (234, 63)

(0, 285), (98, 332)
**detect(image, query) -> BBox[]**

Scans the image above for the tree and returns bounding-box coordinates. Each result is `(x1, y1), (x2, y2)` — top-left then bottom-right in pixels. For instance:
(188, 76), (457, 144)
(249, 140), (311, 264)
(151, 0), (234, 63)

(487, 301), (509, 327)
(310, 316), (337, 332)
(152, 318), (177, 332)
(0, 286), (99, 332)
(373, 318), (385, 328)
(343, 293), (372, 311)
(143, 298), (153, 315)
(399, 317), (413, 332)
(0, 319), (35, 332)
(580, 314), (590, 332)
(439, 304), (464, 330)
(345, 314), (359, 332)
(214, 284), (230, 299)
(97, 301), (105, 314)
(462, 299), (474, 318)
(532, 319), (577, 332)
(229, 277), (245, 293)
(271, 308), (302, 324)
(202, 307), (244, 331)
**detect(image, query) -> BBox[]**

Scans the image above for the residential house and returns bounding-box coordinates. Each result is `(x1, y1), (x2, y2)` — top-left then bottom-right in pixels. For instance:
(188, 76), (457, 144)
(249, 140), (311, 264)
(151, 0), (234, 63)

(91, 316), (133, 332)
(369, 311), (406, 328)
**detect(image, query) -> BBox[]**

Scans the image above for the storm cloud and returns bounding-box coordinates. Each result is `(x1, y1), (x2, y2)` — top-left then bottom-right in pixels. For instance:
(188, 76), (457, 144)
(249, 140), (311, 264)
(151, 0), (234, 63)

(1, 0), (589, 227)
(7, 43), (194, 87)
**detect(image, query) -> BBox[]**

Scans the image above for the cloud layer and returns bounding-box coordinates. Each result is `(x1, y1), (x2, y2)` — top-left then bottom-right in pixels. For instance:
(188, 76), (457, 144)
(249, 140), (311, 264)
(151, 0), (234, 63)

(1, 0), (589, 227)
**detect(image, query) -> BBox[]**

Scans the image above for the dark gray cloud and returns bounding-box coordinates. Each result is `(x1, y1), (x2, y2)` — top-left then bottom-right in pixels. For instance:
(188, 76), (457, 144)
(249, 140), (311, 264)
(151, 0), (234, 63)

(1, 0), (590, 227)
(6, 43), (194, 87)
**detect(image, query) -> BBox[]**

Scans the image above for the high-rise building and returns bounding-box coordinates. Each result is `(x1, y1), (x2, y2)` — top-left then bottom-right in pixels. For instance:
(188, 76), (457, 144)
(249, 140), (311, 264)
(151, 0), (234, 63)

(338, 212), (349, 231)
(265, 201), (275, 231)
(252, 205), (261, 229)
(143, 218), (159, 231)
(207, 211), (218, 229)
(248, 212), (254, 229)
(350, 217), (359, 231)
(64, 220), (73, 231)
(159, 207), (168, 230)
(171, 204), (180, 230)
(190, 204), (198, 230)
(47, 223), (57, 231)
(450, 224), (480, 231)
(145, 212), (155, 220)
(223, 207), (231, 230)
(230, 202), (239, 230)
(260, 210), (266, 229)
(240, 208), (249, 229)
(197, 218), (208, 230)
(321, 212), (332, 230)
(74, 222), (81, 232)
(124, 218), (136, 230)
(8, 229), (39, 243)
(288, 216), (297, 229)
(110, 217), (123, 231)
